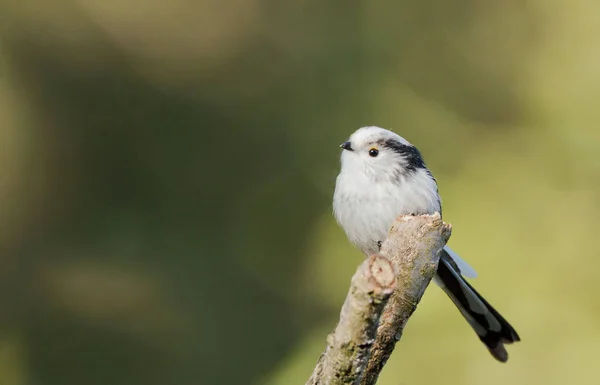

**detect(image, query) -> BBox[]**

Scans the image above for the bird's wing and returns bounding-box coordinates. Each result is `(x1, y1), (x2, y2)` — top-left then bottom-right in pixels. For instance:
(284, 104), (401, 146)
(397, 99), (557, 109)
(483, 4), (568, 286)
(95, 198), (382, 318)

(443, 245), (478, 278)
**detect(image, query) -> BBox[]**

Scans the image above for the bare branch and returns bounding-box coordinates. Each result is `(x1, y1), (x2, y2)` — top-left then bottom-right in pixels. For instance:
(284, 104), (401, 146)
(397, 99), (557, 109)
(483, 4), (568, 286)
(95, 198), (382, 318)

(306, 255), (396, 385)
(307, 213), (451, 385)
(360, 213), (451, 384)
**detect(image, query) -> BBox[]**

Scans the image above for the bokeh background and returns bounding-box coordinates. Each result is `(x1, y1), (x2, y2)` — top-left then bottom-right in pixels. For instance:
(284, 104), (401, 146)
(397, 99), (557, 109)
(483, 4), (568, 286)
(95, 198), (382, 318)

(1, 1), (599, 384)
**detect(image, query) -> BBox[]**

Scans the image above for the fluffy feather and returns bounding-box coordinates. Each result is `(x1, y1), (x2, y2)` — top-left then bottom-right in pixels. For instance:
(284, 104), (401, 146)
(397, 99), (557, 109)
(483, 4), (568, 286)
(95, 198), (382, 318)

(333, 126), (520, 362)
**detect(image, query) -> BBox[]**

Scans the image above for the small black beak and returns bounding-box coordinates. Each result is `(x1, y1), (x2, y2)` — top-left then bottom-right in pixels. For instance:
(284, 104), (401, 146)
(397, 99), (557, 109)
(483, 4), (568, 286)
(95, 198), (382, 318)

(340, 141), (353, 151)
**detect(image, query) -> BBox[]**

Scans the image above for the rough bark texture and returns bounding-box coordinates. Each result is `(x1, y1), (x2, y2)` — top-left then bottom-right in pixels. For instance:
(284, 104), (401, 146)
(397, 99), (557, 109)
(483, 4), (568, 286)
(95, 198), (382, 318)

(307, 213), (451, 385)
(360, 213), (452, 385)
(306, 255), (396, 385)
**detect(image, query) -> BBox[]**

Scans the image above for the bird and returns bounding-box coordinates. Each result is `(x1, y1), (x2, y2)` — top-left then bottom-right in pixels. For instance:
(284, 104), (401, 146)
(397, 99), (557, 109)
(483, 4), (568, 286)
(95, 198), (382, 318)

(333, 126), (520, 362)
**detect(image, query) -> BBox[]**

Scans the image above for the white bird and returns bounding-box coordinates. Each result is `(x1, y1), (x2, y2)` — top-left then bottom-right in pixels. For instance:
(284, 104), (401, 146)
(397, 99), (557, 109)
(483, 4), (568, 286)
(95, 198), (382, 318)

(333, 126), (520, 362)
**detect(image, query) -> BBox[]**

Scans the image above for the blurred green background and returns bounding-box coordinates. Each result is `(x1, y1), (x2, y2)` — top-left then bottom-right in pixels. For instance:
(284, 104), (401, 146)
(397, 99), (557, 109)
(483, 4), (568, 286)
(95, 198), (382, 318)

(0, 1), (599, 384)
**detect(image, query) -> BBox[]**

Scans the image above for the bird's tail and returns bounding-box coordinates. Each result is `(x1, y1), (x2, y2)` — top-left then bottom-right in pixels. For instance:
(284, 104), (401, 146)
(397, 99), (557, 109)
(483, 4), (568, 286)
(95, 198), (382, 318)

(434, 251), (520, 362)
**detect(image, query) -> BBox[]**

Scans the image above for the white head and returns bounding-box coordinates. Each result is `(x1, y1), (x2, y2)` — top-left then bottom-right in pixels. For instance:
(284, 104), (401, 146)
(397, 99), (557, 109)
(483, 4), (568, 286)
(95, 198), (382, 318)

(339, 126), (427, 182)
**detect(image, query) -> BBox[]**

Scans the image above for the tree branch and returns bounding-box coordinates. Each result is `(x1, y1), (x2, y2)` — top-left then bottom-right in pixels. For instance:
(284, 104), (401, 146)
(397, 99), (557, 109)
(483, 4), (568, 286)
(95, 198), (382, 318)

(307, 213), (451, 385)
(360, 213), (451, 384)
(306, 255), (396, 385)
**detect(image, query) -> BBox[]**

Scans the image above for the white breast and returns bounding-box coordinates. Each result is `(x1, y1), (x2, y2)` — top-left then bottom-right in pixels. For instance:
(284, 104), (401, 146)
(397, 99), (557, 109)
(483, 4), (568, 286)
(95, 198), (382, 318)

(333, 168), (440, 256)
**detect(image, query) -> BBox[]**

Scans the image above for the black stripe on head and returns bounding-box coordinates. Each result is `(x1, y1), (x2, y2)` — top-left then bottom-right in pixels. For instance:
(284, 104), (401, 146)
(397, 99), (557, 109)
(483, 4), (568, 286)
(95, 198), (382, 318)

(379, 139), (426, 172)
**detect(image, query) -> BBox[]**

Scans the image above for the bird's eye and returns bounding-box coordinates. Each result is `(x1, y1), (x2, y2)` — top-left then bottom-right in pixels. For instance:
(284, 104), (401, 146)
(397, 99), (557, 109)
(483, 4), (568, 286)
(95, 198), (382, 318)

(368, 148), (379, 157)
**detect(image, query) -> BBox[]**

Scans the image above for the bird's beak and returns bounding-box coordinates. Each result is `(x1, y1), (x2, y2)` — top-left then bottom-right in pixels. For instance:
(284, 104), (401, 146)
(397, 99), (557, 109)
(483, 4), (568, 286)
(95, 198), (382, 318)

(340, 141), (353, 151)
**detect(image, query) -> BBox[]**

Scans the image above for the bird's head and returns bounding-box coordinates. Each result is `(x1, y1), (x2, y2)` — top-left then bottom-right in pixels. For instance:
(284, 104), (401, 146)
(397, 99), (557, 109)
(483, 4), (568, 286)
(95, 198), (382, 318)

(339, 126), (427, 182)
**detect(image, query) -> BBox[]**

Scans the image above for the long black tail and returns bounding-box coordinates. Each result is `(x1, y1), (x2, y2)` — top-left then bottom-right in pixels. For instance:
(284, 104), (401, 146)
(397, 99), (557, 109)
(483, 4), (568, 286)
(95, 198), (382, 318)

(435, 251), (520, 362)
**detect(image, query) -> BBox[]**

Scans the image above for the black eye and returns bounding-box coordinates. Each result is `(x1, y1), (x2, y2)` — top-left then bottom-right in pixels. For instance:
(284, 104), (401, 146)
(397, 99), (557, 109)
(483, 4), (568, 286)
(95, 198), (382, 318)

(368, 148), (379, 157)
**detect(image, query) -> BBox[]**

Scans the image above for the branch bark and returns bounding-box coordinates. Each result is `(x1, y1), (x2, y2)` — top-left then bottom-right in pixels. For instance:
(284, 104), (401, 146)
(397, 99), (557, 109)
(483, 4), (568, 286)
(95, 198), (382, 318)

(307, 213), (451, 385)
(360, 213), (451, 384)
(306, 255), (396, 385)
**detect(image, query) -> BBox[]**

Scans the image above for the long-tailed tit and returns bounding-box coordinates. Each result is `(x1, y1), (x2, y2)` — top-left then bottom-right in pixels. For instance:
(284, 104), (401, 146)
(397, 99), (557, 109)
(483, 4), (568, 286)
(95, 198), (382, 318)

(333, 126), (520, 362)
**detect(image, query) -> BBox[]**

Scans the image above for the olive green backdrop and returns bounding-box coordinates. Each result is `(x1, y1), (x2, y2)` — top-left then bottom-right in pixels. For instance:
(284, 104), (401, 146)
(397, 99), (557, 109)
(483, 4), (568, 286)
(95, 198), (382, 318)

(0, 1), (598, 385)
